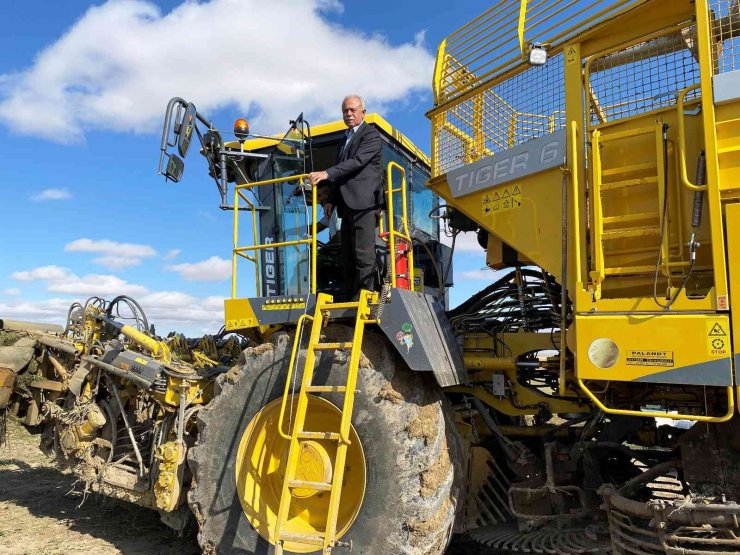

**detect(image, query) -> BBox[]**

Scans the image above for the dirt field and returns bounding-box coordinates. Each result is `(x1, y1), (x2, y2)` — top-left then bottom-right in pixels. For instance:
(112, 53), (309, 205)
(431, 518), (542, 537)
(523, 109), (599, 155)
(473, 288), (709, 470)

(0, 419), (199, 555)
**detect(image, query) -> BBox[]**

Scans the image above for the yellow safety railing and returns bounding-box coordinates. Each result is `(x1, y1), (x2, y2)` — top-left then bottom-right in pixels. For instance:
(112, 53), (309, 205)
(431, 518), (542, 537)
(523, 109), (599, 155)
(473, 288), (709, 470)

(578, 379), (735, 422)
(381, 162), (415, 289)
(232, 173), (318, 298)
(433, 0), (644, 106)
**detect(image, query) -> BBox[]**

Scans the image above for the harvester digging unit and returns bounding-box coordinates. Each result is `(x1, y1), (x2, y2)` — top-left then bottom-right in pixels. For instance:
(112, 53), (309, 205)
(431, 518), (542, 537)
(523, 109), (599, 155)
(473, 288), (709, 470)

(5, 1), (740, 554)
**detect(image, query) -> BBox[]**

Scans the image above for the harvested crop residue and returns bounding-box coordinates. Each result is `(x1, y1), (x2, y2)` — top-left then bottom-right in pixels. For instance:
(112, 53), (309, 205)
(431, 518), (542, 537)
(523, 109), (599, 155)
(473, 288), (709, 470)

(0, 419), (198, 555)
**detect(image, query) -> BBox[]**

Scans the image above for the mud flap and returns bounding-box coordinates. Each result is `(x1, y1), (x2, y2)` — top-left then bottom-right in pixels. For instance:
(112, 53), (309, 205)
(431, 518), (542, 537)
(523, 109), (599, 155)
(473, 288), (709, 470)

(378, 288), (467, 386)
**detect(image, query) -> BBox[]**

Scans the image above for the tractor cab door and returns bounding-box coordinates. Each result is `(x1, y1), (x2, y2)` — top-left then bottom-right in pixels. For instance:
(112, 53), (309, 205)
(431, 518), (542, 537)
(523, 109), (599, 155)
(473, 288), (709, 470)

(250, 124), (311, 297)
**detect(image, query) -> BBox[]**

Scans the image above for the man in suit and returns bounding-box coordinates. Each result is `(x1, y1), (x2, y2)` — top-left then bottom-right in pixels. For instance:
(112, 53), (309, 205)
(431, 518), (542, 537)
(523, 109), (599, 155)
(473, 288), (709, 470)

(309, 95), (382, 299)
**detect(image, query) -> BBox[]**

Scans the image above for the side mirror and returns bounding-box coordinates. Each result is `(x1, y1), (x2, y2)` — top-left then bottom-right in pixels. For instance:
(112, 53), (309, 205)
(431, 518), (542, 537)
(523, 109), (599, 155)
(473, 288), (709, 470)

(178, 103), (197, 158)
(165, 154), (185, 182)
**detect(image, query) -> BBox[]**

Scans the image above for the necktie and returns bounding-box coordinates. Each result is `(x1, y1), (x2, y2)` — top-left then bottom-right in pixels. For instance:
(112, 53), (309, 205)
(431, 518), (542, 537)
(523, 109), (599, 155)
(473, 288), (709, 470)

(341, 128), (354, 157)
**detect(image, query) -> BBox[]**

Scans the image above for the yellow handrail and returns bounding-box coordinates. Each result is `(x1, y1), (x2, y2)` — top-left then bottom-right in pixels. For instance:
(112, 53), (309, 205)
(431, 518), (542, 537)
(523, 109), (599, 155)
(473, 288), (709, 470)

(277, 312), (313, 440)
(578, 378), (735, 423)
(232, 188), (259, 299)
(590, 128), (605, 299)
(569, 121), (583, 287)
(386, 162), (415, 289)
(232, 173), (319, 297)
(677, 84), (707, 192)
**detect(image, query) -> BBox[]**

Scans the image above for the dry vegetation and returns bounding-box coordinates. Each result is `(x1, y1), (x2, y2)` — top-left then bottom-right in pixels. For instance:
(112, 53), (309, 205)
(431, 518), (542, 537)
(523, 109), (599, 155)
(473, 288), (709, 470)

(0, 419), (199, 555)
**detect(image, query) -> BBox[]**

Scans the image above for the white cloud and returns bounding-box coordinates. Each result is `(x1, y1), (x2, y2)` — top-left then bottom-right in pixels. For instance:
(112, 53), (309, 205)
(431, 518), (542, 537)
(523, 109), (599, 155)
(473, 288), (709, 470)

(167, 256), (231, 281)
(65, 238), (158, 258)
(11, 264), (148, 297)
(163, 248), (181, 261)
(12, 265), (71, 282)
(92, 255), (142, 270)
(441, 231), (485, 254)
(459, 269), (496, 281)
(0, 293), (224, 336)
(65, 238), (158, 269)
(2, 288), (21, 296)
(0, 0), (433, 142)
(49, 273), (149, 297)
(30, 188), (72, 201)
(0, 298), (77, 324)
(137, 291), (225, 330)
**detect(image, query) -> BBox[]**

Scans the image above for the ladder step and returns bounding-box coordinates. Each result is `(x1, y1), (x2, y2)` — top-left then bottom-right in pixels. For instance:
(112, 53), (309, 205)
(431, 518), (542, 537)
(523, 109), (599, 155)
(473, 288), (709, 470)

(297, 431), (341, 440)
(598, 125), (655, 142)
(304, 385), (347, 393)
(602, 211), (660, 225)
(602, 227), (660, 240)
(320, 301), (360, 310)
(313, 342), (353, 350)
(600, 176), (658, 191)
(601, 161), (656, 177)
(718, 144), (740, 155)
(604, 265), (660, 276)
(279, 532), (325, 546)
(288, 479), (333, 491)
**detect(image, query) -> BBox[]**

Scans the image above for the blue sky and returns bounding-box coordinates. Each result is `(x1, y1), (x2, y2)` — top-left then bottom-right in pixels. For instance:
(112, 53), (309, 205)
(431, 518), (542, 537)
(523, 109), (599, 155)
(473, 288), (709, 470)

(0, 0), (494, 335)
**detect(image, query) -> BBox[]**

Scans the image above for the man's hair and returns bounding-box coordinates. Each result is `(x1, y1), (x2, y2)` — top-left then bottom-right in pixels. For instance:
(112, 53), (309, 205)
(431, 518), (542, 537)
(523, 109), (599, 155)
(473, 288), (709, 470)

(342, 95), (366, 111)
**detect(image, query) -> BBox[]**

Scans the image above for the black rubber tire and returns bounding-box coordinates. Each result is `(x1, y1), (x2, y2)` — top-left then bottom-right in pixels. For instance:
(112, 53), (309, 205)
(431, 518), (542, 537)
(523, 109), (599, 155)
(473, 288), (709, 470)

(188, 325), (464, 554)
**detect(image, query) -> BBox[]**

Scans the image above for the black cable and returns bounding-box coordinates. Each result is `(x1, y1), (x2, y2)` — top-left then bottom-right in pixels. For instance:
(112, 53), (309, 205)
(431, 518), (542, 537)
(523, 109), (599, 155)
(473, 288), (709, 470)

(652, 126), (698, 309)
(63, 302), (83, 335)
(106, 295), (149, 333)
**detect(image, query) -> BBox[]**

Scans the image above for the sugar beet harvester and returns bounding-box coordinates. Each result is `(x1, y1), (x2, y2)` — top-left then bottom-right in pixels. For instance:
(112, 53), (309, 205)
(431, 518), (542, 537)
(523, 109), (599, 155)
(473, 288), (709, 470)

(5, 1), (740, 554)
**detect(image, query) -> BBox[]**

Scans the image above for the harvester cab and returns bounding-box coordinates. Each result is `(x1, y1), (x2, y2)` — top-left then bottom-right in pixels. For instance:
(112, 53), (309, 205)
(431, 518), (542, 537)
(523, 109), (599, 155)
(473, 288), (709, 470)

(158, 97), (456, 327)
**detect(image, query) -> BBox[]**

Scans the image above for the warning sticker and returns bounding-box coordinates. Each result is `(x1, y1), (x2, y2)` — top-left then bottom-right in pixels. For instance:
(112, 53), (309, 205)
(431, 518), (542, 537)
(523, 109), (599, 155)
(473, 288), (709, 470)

(706, 320), (729, 356)
(483, 184), (522, 215)
(226, 318), (255, 330)
(626, 350), (674, 367)
(566, 46), (578, 65)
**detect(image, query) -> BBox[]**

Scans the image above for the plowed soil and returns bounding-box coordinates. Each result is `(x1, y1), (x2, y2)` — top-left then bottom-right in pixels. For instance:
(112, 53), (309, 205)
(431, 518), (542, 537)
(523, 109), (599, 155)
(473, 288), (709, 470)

(0, 419), (199, 554)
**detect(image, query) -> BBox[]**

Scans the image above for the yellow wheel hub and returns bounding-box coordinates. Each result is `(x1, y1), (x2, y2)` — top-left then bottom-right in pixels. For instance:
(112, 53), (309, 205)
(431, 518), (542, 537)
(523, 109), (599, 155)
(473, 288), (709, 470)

(235, 395), (366, 553)
(291, 440), (332, 499)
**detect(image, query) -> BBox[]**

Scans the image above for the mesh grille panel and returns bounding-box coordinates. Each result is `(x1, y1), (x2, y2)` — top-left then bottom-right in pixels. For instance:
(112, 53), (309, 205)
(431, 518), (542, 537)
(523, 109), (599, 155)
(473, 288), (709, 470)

(432, 54), (565, 177)
(711, 0), (740, 74)
(586, 27), (701, 128)
(437, 0), (645, 105)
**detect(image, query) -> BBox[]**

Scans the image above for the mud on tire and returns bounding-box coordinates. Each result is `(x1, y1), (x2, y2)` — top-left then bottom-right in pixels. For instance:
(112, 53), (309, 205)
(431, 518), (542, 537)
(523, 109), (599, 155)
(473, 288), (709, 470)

(188, 325), (464, 554)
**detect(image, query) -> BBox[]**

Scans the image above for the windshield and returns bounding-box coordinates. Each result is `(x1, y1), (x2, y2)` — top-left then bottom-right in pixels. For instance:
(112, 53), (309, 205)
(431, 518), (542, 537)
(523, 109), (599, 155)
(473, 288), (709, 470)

(254, 119), (311, 296)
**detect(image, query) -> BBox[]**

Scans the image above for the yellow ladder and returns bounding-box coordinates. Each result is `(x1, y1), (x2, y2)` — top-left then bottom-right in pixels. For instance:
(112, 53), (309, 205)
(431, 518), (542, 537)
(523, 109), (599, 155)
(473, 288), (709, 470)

(590, 120), (670, 299)
(274, 290), (377, 554)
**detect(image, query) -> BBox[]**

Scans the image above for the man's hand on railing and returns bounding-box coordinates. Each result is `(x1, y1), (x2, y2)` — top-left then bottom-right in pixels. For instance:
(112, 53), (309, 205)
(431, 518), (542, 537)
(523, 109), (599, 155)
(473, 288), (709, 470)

(309, 171), (329, 185)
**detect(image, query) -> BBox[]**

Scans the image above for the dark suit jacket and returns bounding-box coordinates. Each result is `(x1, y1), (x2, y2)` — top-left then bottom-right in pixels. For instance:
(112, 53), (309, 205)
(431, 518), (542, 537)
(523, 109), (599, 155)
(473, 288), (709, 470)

(326, 122), (382, 211)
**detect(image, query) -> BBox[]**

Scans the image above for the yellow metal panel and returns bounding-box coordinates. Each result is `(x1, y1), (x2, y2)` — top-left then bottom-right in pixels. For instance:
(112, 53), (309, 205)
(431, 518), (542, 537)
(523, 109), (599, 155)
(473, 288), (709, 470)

(725, 202), (740, 383)
(576, 313), (733, 385)
(430, 167), (563, 280)
(224, 298), (258, 331)
(715, 102), (740, 196)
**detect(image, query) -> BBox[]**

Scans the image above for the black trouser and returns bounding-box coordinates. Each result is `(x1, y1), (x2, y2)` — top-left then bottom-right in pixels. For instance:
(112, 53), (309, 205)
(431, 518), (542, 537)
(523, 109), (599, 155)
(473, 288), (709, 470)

(339, 205), (378, 297)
